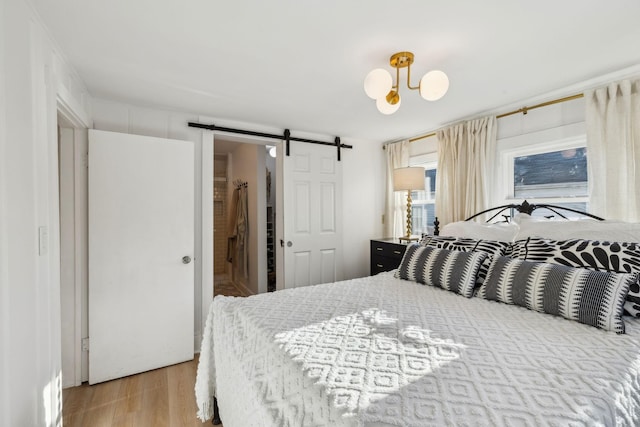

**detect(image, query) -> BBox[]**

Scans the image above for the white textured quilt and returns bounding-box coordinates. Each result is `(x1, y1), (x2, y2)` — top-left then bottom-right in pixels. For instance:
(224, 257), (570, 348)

(196, 272), (640, 426)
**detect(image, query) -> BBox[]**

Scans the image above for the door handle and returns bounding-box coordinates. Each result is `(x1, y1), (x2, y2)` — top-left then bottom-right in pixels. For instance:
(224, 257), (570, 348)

(182, 256), (192, 264)
(287, 241), (293, 247)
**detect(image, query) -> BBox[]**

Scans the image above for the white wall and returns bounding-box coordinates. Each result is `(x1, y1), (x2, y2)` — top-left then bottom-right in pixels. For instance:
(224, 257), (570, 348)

(343, 140), (385, 279)
(0, 1), (8, 424)
(1, 0), (92, 424)
(228, 143), (267, 295)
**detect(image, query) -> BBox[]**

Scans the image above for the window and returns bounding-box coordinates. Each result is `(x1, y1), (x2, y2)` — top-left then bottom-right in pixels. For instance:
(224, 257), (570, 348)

(502, 137), (588, 219)
(410, 153), (437, 234)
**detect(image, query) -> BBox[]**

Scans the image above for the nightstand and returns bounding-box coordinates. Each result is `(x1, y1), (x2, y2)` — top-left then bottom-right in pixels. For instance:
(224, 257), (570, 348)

(370, 238), (410, 275)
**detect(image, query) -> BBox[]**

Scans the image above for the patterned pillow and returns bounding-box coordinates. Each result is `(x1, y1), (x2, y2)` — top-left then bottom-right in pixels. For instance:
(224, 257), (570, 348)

(478, 256), (635, 333)
(512, 237), (640, 317)
(395, 244), (487, 297)
(418, 235), (512, 285)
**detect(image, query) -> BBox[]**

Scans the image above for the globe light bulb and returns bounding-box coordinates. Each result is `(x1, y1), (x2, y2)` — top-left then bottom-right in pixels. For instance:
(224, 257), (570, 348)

(364, 68), (393, 100)
(419, 70), (449, 101)
(376, 94), (401, 114)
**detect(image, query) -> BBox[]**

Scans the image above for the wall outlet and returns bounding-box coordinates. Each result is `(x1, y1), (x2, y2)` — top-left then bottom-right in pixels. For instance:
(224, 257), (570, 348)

(81, 338), (89, 352)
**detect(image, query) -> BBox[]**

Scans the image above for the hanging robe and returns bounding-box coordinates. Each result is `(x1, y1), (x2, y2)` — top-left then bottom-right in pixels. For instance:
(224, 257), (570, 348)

(236, 186), (249, 278)
(226, 187), (239, 263)
(226, 185), (249, 278)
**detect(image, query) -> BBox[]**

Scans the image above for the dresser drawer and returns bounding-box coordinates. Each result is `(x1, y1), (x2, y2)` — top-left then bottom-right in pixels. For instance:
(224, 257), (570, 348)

(371, 240), (406, 260)
(371, 254), (402, 275)
(370, 239), (408, 276)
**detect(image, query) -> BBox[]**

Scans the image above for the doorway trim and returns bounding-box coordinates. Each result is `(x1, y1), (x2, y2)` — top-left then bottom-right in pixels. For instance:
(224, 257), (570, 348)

(201, 126), (214, 340)
(56, 97), (91, 387)
(200, 130), (271, 310)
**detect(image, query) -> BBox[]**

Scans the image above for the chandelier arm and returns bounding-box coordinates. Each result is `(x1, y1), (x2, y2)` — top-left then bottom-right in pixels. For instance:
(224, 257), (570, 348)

(393, 65), (400, 91)
(406, 63), (420, 91)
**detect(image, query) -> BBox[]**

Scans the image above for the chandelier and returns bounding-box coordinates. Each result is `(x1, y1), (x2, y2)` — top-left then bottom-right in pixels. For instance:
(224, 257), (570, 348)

(364, 51), (449, 115)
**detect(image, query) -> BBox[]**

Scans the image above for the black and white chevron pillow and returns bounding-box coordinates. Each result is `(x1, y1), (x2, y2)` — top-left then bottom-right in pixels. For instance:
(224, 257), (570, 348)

(396, 244), (487, 297)
(511, 237), (640, 317)
(418, 235), (511, 286)
(478, 256), (635, 333)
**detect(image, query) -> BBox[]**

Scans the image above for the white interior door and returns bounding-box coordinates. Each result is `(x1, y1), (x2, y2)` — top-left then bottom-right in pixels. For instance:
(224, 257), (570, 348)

(88, 129), (194, 384)
(282, 141), (343, 288)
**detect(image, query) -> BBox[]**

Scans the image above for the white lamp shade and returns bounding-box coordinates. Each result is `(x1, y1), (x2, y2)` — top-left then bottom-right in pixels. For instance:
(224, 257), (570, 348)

(364, 68), (393, 100)
(268, 146), (277, 158)
(419, 70), (450, 101)
(393, 167), (425, 191)
(376, 95), (401, 115)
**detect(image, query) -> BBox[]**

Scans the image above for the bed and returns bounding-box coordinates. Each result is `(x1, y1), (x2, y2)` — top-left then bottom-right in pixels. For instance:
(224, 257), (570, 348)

(195, 203), (640, 426)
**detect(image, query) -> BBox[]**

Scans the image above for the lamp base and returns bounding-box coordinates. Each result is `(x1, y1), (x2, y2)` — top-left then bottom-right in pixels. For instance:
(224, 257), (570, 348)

(398, 236), (419, 243)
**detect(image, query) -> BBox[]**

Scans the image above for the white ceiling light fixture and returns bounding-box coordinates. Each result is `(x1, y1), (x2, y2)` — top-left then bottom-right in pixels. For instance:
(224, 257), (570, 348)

(364, 51), (449, 115)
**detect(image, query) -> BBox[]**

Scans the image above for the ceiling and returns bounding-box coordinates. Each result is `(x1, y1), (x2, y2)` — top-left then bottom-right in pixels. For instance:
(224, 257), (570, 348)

(34, 0), (640, 143)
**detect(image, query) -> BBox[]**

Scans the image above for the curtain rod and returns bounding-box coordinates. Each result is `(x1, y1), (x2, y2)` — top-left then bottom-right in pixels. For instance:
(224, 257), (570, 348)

(188, 122), (352, 161)
(397, 92), (585, 146)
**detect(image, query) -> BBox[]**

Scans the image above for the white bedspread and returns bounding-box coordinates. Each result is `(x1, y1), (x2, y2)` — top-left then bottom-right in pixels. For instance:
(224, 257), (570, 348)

(196, 272), (640, 426)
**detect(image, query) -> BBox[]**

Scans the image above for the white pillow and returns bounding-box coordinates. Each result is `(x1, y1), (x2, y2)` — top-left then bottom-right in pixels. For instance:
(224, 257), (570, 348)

(440, 220), (519, 242)
(513, 213), (640, 242)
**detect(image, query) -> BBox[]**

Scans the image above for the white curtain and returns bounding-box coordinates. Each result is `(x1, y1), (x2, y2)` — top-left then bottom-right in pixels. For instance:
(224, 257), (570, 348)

(436, 116), (497, 226)
(384, 140), (409, 238)
(585, 79), (640, 222)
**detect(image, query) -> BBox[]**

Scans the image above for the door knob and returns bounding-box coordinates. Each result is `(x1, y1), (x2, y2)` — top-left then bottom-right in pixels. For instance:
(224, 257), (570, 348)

(287, 241), (293, 247)
(182, 256), (192, 264)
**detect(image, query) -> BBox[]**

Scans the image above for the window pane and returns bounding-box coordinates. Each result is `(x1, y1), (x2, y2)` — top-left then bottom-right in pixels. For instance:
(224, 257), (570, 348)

(514, 148), (587, 198)
(529, 202), (589, 219)
(411, 168), (437, 201)
(411, 203), (435, 235)
(409, 167), (436, 235)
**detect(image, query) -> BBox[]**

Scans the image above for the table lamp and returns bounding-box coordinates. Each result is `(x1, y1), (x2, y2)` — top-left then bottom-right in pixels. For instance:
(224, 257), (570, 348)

(393, 167), (425, 242)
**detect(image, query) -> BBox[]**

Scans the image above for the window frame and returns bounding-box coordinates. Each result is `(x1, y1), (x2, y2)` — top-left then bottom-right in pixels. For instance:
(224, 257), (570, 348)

(499, 135), (588, 209)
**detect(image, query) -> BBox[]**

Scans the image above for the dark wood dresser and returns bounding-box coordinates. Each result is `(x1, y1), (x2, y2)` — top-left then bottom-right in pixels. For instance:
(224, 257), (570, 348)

(370, 238), (409, 276)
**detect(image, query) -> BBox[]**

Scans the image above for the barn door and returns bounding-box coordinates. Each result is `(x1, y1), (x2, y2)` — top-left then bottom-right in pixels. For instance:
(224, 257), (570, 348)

(88, 129), (194, 384)
(281, 141), (343, 288)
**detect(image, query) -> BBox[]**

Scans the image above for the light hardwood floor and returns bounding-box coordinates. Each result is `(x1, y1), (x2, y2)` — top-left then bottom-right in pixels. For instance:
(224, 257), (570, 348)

(62, 281), (245, 426)
(62, 356), (212, 427)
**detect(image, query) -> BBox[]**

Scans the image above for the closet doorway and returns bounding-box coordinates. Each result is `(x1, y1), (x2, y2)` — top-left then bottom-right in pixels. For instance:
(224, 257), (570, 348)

(213, 153), (230, 291)
(212, 138), (273, 297)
